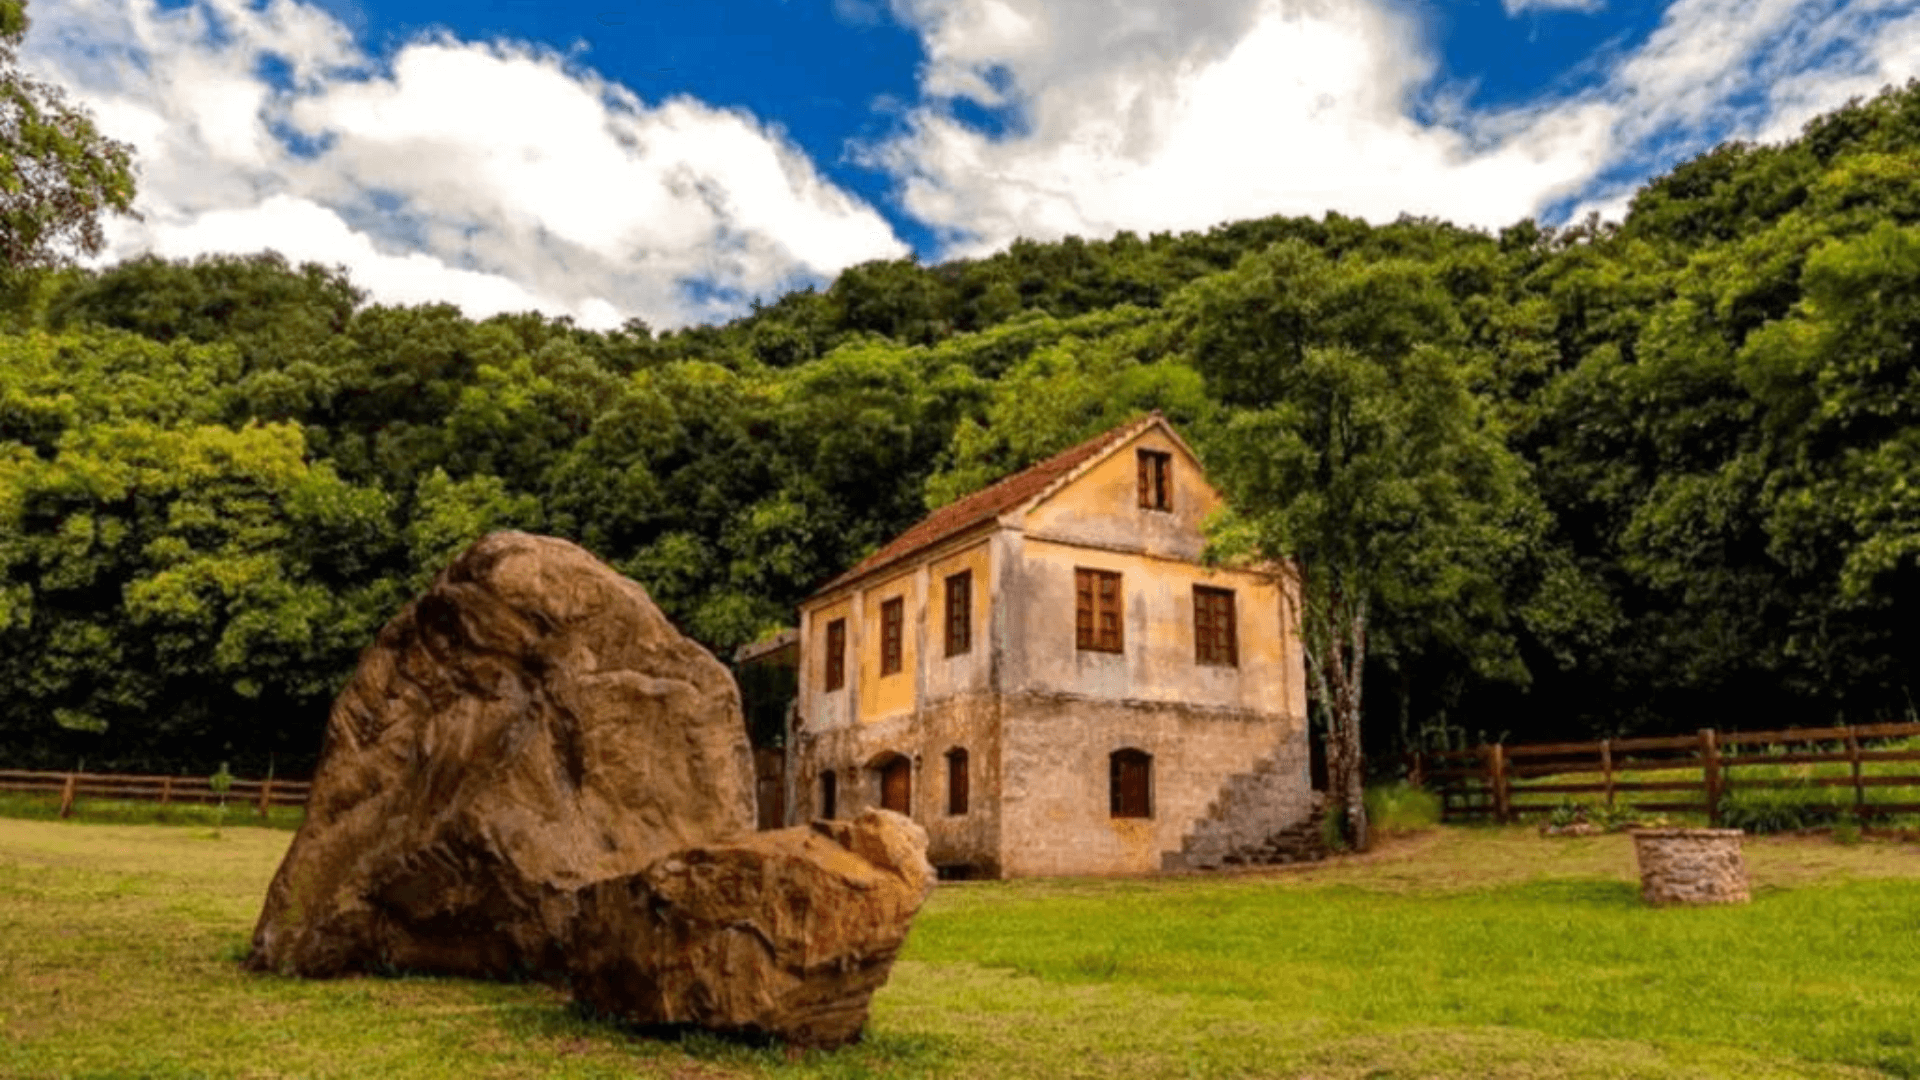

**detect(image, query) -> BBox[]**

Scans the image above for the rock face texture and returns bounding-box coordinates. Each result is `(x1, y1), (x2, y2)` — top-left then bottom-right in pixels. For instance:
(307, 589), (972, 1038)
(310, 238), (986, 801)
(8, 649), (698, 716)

(247, 532), (932, 1046)
(571, 811), (935, 1047)
(1630, 828), (1751, 905)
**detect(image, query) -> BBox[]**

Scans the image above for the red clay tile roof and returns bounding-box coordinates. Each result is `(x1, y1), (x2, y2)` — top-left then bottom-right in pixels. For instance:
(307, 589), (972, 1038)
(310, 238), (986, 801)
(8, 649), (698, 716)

(812, 412), (1162, 598)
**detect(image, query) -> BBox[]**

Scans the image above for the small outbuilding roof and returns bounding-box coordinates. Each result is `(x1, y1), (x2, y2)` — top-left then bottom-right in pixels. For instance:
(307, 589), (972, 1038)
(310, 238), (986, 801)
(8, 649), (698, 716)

(810, 411), (1172, 598)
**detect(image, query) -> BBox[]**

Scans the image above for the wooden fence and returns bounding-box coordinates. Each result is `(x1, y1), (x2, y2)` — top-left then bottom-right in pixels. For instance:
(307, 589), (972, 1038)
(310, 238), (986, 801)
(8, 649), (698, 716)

(0, 769), (311, 819)
(1410, 722), (1920, 825)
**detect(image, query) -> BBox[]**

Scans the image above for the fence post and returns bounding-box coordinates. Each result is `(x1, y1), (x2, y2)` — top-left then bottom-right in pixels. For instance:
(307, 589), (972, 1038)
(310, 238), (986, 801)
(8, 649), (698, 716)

(58, 773), (76, 819)
(1489, 743), (1510, 824)
(257, 777), (273, 819)
(160, 775), (173, 806)
(1846, 726), (1865, 822)
(1601, 739), (1614, 808)
(1409, 751), (1425, 789)
(1700, 728), (1721, 826)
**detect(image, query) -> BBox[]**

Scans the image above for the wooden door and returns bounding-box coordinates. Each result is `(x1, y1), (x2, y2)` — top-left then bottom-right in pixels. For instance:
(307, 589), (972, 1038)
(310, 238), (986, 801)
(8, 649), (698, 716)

(881, 756), (912, 814)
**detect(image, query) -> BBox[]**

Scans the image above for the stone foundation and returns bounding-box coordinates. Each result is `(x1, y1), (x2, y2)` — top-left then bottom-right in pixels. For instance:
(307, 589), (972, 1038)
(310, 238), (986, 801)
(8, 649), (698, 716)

(1630, 828), (1750, 905)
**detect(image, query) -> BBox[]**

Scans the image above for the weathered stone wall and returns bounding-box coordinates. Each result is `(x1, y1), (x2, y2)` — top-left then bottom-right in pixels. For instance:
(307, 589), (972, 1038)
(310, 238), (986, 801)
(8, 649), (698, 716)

(1631, 828), (1751, 905)
(997, 692), (1313, 877)
(791, 693), (1005, 877)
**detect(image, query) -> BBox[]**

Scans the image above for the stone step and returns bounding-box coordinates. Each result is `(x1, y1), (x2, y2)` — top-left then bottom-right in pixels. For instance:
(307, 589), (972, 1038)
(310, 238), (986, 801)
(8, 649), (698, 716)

(1166, 744), (1321, 871)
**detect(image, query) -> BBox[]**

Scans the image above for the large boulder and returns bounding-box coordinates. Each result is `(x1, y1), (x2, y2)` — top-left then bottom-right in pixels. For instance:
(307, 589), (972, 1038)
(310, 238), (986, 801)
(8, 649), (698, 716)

(247, 531), (757, 980)
(570, 810), (935, 1048)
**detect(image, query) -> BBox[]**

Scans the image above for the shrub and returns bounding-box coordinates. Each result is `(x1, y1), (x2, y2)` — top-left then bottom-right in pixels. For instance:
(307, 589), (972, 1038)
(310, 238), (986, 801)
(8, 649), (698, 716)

(1365, 781), (1442, 833)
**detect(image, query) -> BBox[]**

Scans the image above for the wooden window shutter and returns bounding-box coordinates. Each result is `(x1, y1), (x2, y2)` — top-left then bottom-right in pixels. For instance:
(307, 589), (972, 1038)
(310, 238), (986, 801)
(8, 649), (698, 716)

(1110, 749), (1151, 818)
(880, 597), (904, 675)
(945, 570), (972, 657)
(824, 618), (846, 691)
(1137, 450), (1171, 511)
(1193, 586), (1238, 666)
(1075, 568), (1123, 652)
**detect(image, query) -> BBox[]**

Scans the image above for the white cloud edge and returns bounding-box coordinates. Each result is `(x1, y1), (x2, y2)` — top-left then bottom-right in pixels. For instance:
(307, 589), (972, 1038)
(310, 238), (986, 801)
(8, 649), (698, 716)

(24, 0), (909, 330)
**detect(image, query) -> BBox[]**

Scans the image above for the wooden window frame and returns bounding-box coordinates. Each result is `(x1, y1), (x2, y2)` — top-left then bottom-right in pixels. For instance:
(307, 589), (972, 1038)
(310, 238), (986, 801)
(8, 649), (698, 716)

(944, 570), (972, 657)
(879, 596), (904, 676)
(1110, 749), (1152, 819)
(1193, 585), (1239, 667)
(1137, 449), (1172, 511)
(946, 748), (969, 816)
(1075, 568), (1124, 653)
(824, 618), (847, 692)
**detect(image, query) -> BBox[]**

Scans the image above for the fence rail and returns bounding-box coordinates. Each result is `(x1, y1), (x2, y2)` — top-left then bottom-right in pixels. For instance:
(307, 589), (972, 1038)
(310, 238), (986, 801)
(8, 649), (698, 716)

(1408, 722), (1920, 825)
(0, 769), (311, 819)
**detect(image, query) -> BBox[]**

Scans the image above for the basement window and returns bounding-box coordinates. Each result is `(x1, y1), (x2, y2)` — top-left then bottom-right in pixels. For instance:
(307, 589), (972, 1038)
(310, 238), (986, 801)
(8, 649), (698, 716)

(1110, 748), (1152, 819)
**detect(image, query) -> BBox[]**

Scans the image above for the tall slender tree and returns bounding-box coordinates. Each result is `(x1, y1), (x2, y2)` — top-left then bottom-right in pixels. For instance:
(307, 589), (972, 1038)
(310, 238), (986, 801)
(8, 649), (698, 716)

(1181, 241), (1537, 850)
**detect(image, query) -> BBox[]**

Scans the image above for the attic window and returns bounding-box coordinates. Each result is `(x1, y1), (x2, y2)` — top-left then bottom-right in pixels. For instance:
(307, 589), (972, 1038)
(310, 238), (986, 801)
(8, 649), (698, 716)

(1137, 450), (1172, 511)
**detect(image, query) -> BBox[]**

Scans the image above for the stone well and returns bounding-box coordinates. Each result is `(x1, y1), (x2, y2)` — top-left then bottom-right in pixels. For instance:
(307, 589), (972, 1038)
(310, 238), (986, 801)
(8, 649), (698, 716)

(1629, 828), (1750, 905)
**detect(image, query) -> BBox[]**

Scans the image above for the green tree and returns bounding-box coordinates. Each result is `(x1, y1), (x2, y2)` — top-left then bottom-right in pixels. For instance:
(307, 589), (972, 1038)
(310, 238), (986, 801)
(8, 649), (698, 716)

(0, 0), (138, 269)
(1182, 242), (1536, 850)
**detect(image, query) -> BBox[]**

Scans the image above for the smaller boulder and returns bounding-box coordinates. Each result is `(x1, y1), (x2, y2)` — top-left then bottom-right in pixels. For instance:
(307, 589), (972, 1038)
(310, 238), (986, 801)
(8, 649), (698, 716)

(569, 809), (935, 1048)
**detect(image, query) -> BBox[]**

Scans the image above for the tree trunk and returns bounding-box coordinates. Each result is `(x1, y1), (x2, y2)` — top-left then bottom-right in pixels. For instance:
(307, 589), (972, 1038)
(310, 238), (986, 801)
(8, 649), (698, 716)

(1302, 577), (1370, 852)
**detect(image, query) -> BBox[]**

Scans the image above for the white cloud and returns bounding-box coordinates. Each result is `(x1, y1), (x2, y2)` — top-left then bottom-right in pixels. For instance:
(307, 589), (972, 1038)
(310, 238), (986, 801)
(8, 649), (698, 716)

(877, 0), (1920, 256)
(1502, 0), (1606, 15)
(22, 0), (907, 329)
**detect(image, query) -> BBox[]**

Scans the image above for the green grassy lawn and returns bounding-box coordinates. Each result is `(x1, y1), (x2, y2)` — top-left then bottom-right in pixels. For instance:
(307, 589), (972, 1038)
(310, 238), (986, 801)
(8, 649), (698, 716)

(3, 820), (1918, 1079)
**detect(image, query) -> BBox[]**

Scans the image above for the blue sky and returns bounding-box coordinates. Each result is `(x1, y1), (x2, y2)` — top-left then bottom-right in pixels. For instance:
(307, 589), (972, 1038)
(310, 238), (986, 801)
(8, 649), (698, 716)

(25, 0), (1920, 328)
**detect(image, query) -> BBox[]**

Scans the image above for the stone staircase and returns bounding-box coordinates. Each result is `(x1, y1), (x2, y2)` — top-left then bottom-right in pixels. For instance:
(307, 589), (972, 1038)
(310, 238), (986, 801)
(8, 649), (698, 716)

(1161, 750), (1326, 871)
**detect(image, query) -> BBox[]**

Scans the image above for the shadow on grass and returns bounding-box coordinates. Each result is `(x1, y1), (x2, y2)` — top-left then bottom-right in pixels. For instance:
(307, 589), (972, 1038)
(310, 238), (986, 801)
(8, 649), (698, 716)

(559, 1000), (964, 1074)
(1500, 878), (1642, 908)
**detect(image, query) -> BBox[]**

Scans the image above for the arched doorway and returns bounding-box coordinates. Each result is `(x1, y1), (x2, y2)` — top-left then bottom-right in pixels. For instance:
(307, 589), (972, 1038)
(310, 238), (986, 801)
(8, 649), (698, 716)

(877, 754), (912, 815)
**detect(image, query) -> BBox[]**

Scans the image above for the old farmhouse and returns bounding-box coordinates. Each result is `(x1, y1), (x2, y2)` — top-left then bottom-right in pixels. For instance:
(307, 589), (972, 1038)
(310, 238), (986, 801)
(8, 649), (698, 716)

(786, 413), (1316, 878)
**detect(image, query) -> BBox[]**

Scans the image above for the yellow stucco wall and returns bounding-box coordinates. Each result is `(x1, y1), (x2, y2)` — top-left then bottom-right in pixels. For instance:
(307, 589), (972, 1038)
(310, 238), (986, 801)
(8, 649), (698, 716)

(857, 569), (918, 722)
(802, 595), (855, 727)
(922, 540), (993, 701)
